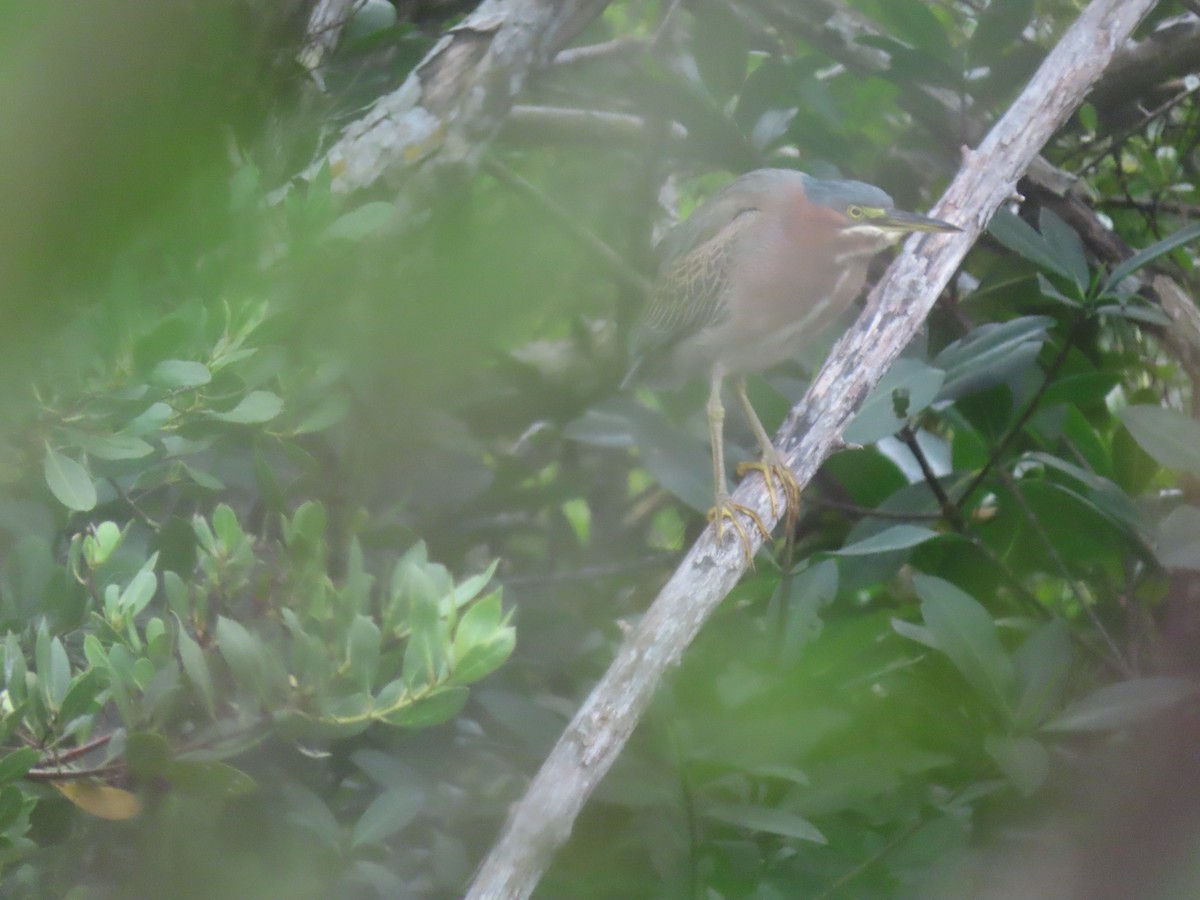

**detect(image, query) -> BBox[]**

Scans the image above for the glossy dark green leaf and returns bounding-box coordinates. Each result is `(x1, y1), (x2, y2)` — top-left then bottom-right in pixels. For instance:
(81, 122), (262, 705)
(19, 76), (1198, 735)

(1038, 208), (1088, 293)
(1117, 405), (1200, 479)
(1101, 220), (1200, 295)
(43, 446), (97, 512)
(934, 316), (1053, 401)
(1096, 302), (1172, 327)
(914, 575), (1013, 713)
(988, 208), (1078, 284)
(834, 525), (940, 557)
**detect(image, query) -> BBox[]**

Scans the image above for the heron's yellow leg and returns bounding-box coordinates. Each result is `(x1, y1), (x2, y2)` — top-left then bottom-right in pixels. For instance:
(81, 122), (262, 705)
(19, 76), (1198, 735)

(732, 376), (801, 535)
(706, 373), (769, 564)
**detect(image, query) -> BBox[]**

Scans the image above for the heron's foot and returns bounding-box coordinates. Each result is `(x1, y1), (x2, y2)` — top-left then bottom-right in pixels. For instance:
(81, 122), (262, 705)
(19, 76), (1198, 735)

(736, 452), (801, 535)
(708, 494), (771, 565)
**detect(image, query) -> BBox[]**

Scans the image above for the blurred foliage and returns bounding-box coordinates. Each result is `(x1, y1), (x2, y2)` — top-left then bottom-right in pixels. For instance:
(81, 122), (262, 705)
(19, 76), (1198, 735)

(2, 0), (1200, 898)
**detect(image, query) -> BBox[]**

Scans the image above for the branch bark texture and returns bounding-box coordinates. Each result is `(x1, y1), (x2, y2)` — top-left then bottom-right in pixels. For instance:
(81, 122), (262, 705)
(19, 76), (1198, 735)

(464, 1), (1159, 898)
(301, 0), (612, 196)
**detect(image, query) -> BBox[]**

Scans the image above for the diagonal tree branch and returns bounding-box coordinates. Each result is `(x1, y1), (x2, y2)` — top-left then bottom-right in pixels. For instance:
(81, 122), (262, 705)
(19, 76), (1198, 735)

(463, 1), (1159, 898)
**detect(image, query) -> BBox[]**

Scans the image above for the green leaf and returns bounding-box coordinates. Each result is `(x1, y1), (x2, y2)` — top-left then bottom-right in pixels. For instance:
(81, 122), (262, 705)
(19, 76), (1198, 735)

(351, 786), (424, 848)
(987, 208), (1079, 285)
(984, 734), (1048, 796)
(0, 747), (41, 784)
(211, 503), (244, 553)
(845, 358), (945, 444)
(150, 360), (212, 389)
(1101, 220), (1200, 295)
(1117, 405), (1200, 479)
(78, 432), (155, 461)
(834, 525), (940, 557)
(1010, 620), (1072, 730)
(377, 685), (468, 728)
(208, 391), (283, 425)
(402, 588), (445, 690)
(125, 401), (174, 436)
(1038, 208), (1089, 293)
(177, 619), (215, 718)
(90, 521), (123, 567)
(448, 559), (500, 612)
(914, 575), (1014, 713)
(43, 446), (97, 512)
(453, 591), (501, 650)
(44, 635), (71, 710)
(215, 616), (264, 695)
(1155, 505), (1200, 569)
(163, 759), (256, 798)
(454, 623), (515, 685)
(934, 316), (1054, 401)
(1042, 677), (1197, 733)
(705, 803), (826, 844)
(58, 668), (103, 724)
(1096, 302), (1172, 327)
(346, 615), (382, 691)
(118, 570), (158, 619)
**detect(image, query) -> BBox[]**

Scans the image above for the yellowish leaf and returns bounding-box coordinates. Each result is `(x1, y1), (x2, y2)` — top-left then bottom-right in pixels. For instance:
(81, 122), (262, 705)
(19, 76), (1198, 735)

(53, 781), (141, 820)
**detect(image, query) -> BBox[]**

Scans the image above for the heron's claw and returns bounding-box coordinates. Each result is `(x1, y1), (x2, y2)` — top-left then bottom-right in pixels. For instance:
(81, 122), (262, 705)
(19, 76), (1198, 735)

(736, 453), (801, 535)
(708, 495), (770, 565)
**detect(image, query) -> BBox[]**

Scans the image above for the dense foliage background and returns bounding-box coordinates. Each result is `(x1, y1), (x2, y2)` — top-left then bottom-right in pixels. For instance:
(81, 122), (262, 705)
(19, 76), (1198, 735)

(1, 1), (1200, 897)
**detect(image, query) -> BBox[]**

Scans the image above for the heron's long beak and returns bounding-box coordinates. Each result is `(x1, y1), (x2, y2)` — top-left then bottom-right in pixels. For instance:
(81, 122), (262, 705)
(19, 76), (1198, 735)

(879, 209), (960, 233)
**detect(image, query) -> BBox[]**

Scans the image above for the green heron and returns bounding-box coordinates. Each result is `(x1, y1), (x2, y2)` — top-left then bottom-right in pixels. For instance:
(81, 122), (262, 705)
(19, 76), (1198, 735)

(628, 168), (958, 559)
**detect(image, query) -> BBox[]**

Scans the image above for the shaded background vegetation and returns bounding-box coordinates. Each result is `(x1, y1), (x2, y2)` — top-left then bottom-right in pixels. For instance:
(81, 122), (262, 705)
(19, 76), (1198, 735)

(1, 1), (1200, 898)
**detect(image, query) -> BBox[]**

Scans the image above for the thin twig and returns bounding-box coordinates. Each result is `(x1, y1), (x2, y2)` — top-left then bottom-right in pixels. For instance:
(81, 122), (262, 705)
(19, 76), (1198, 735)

(897, 424), (966, 530)
(26, 763), (124, 783)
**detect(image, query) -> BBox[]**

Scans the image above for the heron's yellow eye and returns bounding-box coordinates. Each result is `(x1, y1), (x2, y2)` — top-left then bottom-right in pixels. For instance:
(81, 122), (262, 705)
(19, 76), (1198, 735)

(846, 205), (865, 220)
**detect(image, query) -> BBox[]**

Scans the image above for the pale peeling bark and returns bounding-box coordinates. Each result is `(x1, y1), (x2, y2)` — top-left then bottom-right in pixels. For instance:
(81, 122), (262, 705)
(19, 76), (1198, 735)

(300, 0), (612, 196)
(299, 0), (361, 72)
(463, 1), (1160, 898)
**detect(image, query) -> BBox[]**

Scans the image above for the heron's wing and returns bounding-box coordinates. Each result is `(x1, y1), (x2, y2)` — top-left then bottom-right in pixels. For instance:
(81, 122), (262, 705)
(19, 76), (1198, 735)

(632, 209), (758, 358)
